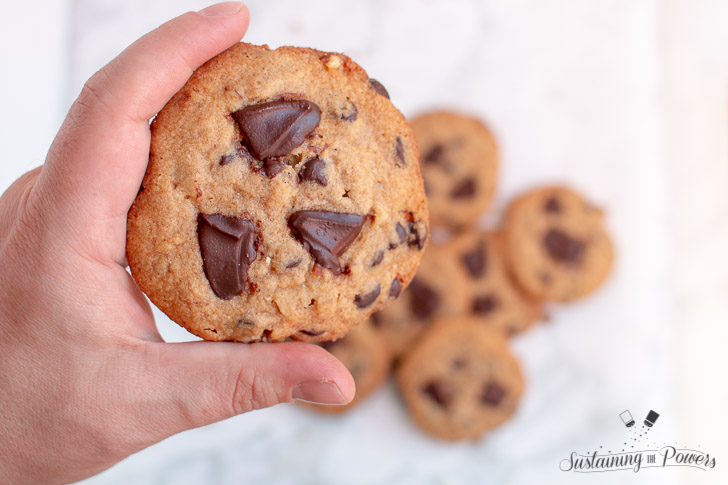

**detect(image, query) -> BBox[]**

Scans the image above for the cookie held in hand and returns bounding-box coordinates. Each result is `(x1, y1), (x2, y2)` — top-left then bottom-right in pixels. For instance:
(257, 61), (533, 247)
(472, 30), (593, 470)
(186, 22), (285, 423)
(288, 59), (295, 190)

(126, 43), (428, 342)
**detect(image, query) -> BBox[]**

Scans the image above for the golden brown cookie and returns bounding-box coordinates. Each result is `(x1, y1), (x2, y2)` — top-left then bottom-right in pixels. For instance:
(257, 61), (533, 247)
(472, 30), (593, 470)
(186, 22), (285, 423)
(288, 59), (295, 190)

(411, 111), (498, 229)
(300, 320), (391, 413)
(126, 43), (428, 342)
(502, 186), (613, 302)
(445, 231), (542, 335)
(397, 318), (524, 441)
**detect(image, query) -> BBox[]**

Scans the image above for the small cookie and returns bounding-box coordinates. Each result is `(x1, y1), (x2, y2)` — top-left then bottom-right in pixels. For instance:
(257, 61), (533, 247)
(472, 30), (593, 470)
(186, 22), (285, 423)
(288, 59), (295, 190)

(503, 186), (613, 301)
(397, 318), (524, 441)
(412, 111), (498, 228)
(445, 231), (542, 335)
(126, 43), (428, 342)
(372, 243), (467, 358)
(301, 320), (391, 413)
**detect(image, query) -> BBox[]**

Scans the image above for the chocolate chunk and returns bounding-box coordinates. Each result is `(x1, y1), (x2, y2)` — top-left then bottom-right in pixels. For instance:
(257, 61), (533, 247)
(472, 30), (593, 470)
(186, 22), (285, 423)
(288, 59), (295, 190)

(337, 100), (358, 122)
(197, 213), (258, 300)
(301, 329), (325, 336)
(263, 158), (285, 177)
(369, 78), (390, 99)
(396, 223), (408, 245)
(355, 285), (381, 309)
(299, 157), (327, 186)
(543, 228), (585, 263)
(407, 221), (428, 250)
(422, 380), (451, 408)
(288, 210), (365, 274)
(423, 144), (445, 165)
(389, 278), (402, 299)
(472, 295), (498, 315)
(220, 153), (236, 166)
(408, 277), (440, 321)
(395, 137), (405, 166)
(450, 178), (476, 198)
(371, 250), (384, 267)
(461, 241), (487, 278)
(480, 381), (506, 406)
(232, 99), (321, 159)
(544, 196), (562, 213)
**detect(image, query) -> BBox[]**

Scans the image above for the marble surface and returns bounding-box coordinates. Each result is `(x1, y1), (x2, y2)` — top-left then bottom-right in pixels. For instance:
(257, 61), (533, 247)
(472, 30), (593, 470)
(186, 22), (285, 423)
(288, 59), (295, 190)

(1, 1), (727, 484)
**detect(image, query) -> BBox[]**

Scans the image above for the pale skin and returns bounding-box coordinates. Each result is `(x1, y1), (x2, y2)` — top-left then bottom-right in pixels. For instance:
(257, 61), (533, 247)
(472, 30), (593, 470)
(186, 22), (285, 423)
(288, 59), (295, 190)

(0, 3), (355, 484)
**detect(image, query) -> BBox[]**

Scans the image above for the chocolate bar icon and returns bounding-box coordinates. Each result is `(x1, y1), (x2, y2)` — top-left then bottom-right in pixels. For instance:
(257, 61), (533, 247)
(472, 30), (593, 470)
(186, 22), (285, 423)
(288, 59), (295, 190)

(644, 410), (660, 427)
(620, 410), (635, 427)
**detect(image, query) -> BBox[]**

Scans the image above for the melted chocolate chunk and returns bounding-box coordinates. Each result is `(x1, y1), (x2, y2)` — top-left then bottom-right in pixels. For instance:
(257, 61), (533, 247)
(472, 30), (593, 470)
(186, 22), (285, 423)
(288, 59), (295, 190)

(408, 277), (440, 321)
(407, 221), (428, 250)
(423, 144), (445, 165)
(450, 178), (476, 198)
(288, 210), (365, 274)
(544, 196), (562, 213)
(543, 228), (585, 263)
(197, 213), (258, 300)
(369, 78), (390, 99)
(422, 380), (451, 408)
(396, 223), (408, 244)
(232, 99), (321, 160)
(389, 278), (402, 298)
(355, 285), (381, 309)
(337, 100), (358, 122)
(371, 250), (384, 267)
(263, 158), (285, 177)
(299, 157), (327, 186)
(301, 329), (325, 337)
(461, 241), (487, 278)
(395, 137), (405, 166)
(472, 294), (498, 316)
(220, 153), (236, 166)
(480, 381), (506, 406)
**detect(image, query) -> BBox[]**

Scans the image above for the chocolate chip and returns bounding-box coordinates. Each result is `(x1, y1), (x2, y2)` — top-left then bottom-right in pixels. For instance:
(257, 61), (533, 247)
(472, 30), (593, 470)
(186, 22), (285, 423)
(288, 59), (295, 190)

(544, 196), (562, 213)
(408, 277), (440, 321)
(286, 259), (302, 269)
(220, 153), (236, 166)
(423, 144), (445, 165)
(336, 100), (358, 122)
(198, 213), (258, 300)
(371, 250), (384, 267)
(389, 278), (402, 298)
(288, 210), (365, 274)
(232, 99), (321, 160)
(407, 221), (428, 250)
(422, 380), (451, 408)
(395, 137), (405, 166)
(355, 285), (381, 309)
(461, 241), (487, 278)
(472, 295), (498, 315)
(301, 329), (325, 336)
(299, 157), (327, 186)
(543, 228), (585, 263)
(369, 78), (390, 99)
(263, 158), (285, 177)
(396, 223), (408, 244)
(480, 381), (506, 406)
(450, 178), (476, 198)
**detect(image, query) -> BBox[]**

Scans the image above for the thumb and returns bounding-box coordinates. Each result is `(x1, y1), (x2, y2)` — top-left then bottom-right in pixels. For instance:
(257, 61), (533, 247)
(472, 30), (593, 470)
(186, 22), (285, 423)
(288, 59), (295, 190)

(135, 341), (355, 440)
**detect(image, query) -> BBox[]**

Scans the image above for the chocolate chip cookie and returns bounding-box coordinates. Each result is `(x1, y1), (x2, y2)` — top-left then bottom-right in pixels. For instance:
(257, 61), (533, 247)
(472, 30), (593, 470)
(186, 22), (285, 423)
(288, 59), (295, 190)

(502, 186), (613, 302)
(301, 320), (391, 413)
(446, 231), (542, 335)
(371, 242), (468, 358)
(397, 318), (524, 441)
(126, 43), (428, 342)
(412, 111), (498, 228)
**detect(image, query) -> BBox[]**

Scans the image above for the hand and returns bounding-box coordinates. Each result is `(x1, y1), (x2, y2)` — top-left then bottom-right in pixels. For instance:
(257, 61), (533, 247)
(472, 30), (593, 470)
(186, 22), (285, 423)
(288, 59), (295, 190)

(0, 4), (354, 484)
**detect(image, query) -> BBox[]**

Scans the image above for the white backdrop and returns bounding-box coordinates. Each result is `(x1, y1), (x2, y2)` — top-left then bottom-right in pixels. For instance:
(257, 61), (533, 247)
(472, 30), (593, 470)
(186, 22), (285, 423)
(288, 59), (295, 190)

(1, 1), (727, 484)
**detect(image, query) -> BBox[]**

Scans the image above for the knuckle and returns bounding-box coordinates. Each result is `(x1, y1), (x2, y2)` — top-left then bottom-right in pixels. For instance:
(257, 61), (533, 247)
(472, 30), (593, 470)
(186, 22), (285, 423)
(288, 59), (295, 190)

(230, 368), (280, 415)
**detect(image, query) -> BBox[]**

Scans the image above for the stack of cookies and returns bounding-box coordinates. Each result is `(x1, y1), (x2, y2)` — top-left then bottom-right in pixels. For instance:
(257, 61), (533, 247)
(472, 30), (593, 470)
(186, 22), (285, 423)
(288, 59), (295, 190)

(309, 111), (614, 442)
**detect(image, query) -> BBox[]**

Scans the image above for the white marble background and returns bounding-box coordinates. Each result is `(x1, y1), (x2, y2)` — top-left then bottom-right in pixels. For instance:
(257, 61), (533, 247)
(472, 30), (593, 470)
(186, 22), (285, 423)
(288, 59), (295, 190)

(1, 1), (727, 484)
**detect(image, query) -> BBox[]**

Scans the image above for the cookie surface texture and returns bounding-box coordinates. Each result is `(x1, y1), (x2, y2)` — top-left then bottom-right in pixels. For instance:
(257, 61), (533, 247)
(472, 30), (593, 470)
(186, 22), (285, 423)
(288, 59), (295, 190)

(503, 186), (613, 302)
(126, 43), (428, 342)
(412, 111), (497, 229)
(397, 318), (524, 441)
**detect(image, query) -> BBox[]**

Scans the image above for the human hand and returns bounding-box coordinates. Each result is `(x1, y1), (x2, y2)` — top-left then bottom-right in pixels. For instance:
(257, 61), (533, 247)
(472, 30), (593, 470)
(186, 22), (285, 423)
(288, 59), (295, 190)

(0, 3), (354, 484)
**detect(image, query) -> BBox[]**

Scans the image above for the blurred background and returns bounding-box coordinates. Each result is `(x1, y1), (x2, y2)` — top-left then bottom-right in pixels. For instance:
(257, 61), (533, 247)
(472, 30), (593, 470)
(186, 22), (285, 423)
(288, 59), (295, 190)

(1, 0), (727, 484)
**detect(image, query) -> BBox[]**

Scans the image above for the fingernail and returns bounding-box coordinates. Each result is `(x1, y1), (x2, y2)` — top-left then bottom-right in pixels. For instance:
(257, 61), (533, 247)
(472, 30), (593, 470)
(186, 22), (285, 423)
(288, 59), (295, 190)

(199, 2), (244, 16)
(291, 380), (348, 405)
